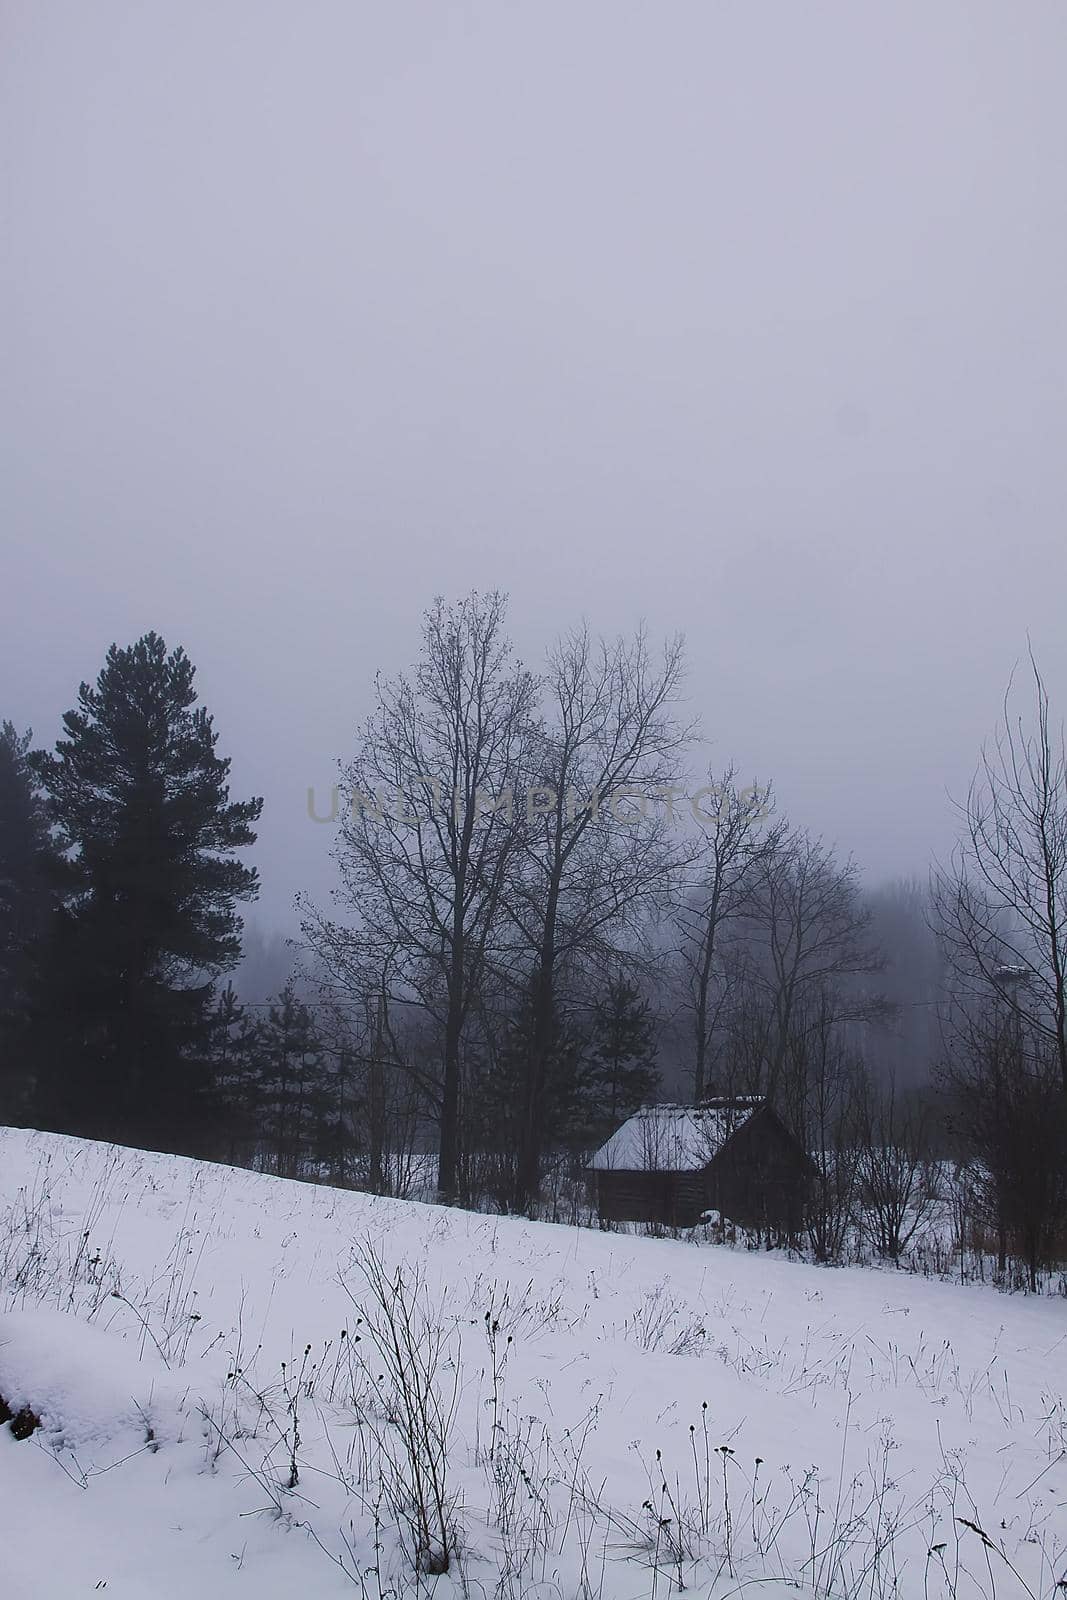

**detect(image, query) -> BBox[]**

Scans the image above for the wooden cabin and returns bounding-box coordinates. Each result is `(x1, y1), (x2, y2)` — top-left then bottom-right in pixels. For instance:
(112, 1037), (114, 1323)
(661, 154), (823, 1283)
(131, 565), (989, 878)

(587, 1097), (814, 1233)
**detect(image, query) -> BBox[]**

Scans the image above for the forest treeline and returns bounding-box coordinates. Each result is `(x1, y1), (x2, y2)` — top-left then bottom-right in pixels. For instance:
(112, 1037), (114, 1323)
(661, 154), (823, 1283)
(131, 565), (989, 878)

(2, 596), (1065, 1287)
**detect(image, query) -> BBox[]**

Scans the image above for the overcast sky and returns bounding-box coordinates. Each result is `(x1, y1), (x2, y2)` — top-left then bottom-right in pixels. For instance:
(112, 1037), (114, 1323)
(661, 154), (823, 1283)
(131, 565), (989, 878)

(2, 1), (1065, 928)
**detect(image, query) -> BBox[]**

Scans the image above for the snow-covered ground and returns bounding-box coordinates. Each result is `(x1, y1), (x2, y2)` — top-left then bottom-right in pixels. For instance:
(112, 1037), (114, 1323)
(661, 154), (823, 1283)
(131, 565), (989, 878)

(0, 1127), (1063, 1599)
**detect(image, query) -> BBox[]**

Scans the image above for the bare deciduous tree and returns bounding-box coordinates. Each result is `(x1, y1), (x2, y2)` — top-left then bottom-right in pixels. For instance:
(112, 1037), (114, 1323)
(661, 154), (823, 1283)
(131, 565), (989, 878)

(673, 767), (781, 1100)
(301, 592), (536, 1199)
(504, 625), (692, 1211)
(934, 652), (1067, 1097)
(739, 829), (888, 1102)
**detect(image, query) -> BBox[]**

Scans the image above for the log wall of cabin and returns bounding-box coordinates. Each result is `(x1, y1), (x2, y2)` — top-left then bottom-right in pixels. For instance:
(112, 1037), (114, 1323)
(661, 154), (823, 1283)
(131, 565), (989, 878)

(595, 1169), (707, 1227)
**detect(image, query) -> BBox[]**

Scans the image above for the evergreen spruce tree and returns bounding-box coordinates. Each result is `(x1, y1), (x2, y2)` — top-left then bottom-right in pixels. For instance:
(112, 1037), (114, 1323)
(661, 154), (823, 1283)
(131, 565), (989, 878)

(252, 981), (331, 1177)
(31, 633), (262, 1143)
(579, 976), (660, 1145)
(206, 981), (259, 1160)
(0, 722), (58, 1111)
(485, 984), (584, 1198)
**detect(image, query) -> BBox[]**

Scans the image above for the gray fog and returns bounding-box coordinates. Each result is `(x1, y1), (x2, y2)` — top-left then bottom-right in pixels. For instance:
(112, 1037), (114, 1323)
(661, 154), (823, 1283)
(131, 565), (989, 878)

(3, 1), (1065, 926)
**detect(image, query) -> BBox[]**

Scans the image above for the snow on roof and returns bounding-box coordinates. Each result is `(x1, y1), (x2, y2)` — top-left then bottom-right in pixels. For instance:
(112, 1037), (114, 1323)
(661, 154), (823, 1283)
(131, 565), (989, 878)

(588, 1098), (765, 1172)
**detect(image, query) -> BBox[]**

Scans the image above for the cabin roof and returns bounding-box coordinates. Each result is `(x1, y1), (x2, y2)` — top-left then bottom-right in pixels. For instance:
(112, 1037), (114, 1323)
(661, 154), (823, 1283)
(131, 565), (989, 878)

(587, 1097), (766, 1173)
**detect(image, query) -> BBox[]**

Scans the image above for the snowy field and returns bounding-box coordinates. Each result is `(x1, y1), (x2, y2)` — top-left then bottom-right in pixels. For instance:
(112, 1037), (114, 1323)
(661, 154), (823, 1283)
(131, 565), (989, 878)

(0, 1127), (1064, 1599)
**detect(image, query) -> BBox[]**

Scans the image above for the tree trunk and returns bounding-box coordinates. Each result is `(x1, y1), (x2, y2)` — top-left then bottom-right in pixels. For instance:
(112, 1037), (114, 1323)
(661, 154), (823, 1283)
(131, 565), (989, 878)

(437, 921), (465, 1201)
(514, 879), (560, 1213)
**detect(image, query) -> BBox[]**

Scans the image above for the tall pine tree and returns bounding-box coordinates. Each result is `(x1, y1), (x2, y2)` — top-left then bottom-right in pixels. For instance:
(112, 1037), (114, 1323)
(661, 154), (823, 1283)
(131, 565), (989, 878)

(31, 634), (262, 1145)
